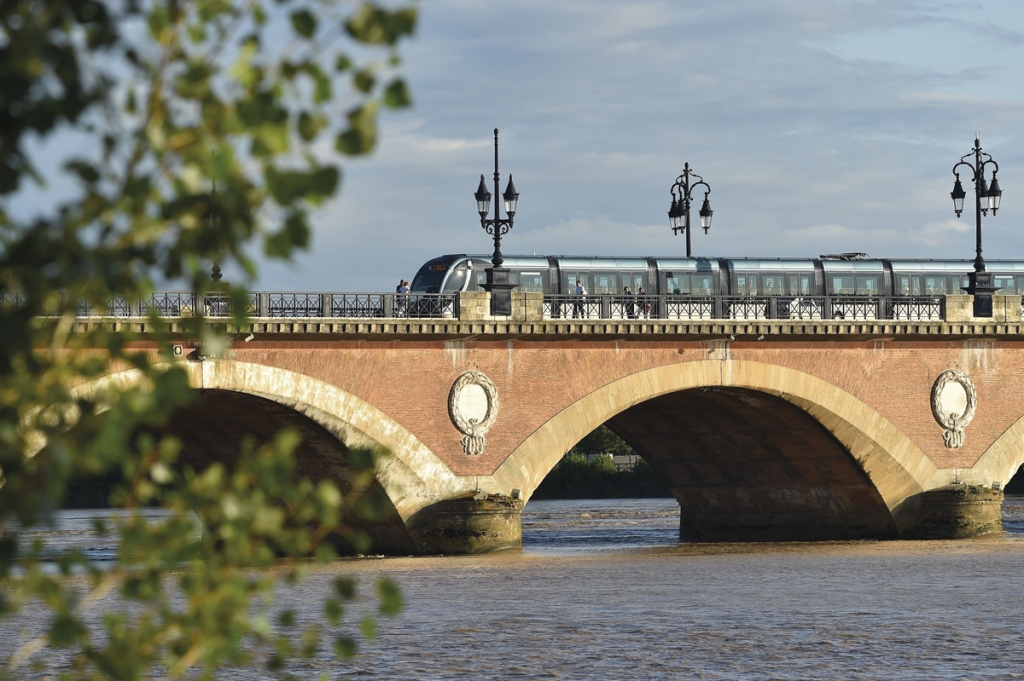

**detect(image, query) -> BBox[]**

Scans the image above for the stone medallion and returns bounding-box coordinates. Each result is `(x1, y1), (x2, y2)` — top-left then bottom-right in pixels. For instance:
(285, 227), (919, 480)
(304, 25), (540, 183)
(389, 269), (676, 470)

(930, 369), (977, 449)
(448, 371), (498, 455)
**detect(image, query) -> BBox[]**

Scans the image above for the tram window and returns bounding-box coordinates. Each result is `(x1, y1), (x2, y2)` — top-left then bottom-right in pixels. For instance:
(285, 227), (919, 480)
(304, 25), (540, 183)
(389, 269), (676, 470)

(763, 275), (784, 296)
(519, 272), (543, 292)
(1017, 276), (1024, 293)
(995, 276), (1015, 293)
(666, 274), (685, 295)
(621, 272), (643, 293)
(735, 274), (758, 295)
(565, 273), (590, 294)
(787, 274), (812, 295)
(830, 276), (855, 295)
(692, 274), (713, 295)
(896, 275), (910, 295)
(923, 276), (948, 295)
(857, 276), (879, 296)
(475, 271), (487, 290)
(591, 273), (616, 294)
(442, 268), (468, 293)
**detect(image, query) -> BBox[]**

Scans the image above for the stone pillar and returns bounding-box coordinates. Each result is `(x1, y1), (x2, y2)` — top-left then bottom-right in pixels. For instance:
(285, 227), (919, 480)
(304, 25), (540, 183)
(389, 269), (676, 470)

(407, 494), (523, 554)
(944, 295), (973, 322)
(514, 292), (545, 322)
(946, 294), (1021, 322)
(483, 267), (516, 317)
(992, 294), (1022, 322)
(457, 291), (492, 321)
(899, 484), (1003, 539)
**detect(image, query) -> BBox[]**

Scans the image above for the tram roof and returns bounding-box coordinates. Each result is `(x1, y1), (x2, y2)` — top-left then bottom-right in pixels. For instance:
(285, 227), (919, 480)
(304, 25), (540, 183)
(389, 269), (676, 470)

(973, 260), (1024, 272)
(722, 258), (816, 271)
(552, 256), (650, 269)
(465, 255), (550, 268)
(820, 260), (885, 272)
(886, 259), (973, 272)
(649, 257), (719, 270)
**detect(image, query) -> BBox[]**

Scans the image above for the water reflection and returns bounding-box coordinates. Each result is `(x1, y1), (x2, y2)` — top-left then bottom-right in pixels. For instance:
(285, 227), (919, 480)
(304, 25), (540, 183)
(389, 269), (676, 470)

(5, 498), (1024, 680)
(11, 495), (1024, 561)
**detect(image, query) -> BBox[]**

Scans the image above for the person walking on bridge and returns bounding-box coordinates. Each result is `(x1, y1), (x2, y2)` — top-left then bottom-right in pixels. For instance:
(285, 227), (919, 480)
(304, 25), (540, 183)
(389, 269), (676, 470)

(573, 279), (586, 318)
(397, 279), (410, 317)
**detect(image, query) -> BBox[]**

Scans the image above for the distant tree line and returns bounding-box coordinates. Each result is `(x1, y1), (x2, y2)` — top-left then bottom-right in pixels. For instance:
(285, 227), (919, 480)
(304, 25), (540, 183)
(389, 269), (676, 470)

(532, 426), (672, 499)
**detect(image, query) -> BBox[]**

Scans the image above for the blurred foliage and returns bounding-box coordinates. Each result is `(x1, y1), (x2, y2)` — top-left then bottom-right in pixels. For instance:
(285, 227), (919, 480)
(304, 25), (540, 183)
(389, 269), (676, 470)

(0, 0), (416, 677)
(533, 426), (672, 500)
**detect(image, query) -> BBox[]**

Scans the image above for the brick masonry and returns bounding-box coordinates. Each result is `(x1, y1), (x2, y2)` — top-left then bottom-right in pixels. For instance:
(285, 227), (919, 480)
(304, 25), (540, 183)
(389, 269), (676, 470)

(220, 336), (1024, 481)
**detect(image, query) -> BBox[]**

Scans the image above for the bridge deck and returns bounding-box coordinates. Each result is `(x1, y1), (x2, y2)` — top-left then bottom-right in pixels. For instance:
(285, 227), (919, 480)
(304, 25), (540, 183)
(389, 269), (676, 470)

(70, 317), (1024, 339)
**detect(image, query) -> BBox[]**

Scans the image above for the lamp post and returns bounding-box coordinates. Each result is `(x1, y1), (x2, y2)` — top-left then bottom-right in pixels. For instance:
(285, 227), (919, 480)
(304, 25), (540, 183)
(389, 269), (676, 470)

(951, 135), (1003, 317)
(667, 162), (713, 257)
(474, 128), (520, 315)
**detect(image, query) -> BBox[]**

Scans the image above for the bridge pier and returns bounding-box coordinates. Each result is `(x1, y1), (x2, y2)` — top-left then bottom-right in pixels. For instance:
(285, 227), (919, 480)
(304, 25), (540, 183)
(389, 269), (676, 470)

(407, 494), (524, 555)
(897, 484), (1003, 539)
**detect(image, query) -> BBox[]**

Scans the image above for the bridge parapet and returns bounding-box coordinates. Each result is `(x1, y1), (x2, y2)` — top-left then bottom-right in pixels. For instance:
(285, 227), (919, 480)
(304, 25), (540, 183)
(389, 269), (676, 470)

(8, 289), (1021, 325)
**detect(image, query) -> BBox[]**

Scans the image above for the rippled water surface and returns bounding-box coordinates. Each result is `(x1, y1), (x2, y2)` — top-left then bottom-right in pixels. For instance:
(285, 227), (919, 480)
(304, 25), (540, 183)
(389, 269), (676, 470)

(4, 497), (1024, 680)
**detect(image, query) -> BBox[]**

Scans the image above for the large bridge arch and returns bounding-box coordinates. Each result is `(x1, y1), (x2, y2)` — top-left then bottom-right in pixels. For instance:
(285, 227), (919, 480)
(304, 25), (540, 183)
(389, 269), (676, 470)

(495, 359), (939, 535)
(80, 360), (469, 525)
(970, 415), (1024, 489)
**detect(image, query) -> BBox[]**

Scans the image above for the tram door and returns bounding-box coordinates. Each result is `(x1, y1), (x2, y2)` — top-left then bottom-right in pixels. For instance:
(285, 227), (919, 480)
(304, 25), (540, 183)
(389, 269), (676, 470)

(620, 272), (645, 318)
(562, 272), (590, 318)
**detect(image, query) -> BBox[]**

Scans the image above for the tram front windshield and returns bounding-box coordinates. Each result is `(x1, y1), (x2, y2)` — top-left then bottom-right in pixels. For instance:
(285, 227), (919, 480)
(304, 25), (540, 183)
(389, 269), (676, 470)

(411, 268), (447, 293)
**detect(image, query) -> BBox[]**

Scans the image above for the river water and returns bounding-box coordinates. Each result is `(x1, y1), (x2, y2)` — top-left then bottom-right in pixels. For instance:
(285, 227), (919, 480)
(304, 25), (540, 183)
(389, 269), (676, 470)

(4, 497), (1024, 679)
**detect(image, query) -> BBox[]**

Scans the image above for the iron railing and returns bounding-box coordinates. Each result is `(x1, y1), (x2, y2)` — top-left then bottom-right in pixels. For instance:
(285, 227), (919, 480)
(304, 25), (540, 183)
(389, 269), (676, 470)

(540, 294), (948, 322)
(0, 290), (971, 322)
(0, 292), (459, 320)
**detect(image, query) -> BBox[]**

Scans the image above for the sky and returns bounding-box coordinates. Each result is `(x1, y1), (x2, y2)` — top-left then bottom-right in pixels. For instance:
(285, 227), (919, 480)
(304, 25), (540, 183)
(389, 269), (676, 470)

(18, 0), (1024, 292)
(261, 0), (1024, 292)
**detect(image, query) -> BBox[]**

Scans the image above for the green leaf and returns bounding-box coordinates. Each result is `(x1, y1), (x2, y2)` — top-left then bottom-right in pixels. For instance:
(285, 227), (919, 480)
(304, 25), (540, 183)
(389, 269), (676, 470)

(335, 102), (378, 156)
(382, 78), (411, 109)
(297, 112), (326, 141)
(324, 598), (343, 624)
(353, 69), (375, 94)
(65, 160), (100, 184)
(345, 5), (417, 46)
(334, 577), (355, 599)
(333, 637), (357, 659)
(49, 613), (86, 647)
(376, 577), (403, 615)
(290, 10), (316, 38)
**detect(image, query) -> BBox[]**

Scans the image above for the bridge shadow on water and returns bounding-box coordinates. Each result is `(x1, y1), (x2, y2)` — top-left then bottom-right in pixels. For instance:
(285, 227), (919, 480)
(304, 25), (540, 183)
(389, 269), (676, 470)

(521, 494), (1024, 555)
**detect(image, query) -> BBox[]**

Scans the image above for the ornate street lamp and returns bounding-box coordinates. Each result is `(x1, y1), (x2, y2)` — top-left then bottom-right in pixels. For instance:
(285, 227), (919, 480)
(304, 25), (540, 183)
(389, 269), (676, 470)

(667, 162), (713, 257)
(474, 128), (520, 315)
(951, 135), (1003, 317)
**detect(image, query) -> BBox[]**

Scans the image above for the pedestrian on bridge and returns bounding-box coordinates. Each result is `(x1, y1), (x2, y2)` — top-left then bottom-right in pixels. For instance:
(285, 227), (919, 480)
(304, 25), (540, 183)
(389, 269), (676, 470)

(397, 279), (410, 317)
(573, 280), (586, 318)
(624, 285), (635, 319)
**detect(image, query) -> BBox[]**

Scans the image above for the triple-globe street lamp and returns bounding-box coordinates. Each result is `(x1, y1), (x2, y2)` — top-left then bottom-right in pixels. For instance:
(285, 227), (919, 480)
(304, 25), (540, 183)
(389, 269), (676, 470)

(667, 162), (714, 257)
(474, 128), (520, 315)
(950, 135), (1003, 317)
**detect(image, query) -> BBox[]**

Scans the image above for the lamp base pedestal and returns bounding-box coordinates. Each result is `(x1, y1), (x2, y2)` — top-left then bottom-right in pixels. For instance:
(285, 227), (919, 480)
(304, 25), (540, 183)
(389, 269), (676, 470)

(483, 267), (517, 316)
(964, 271), (997, 318)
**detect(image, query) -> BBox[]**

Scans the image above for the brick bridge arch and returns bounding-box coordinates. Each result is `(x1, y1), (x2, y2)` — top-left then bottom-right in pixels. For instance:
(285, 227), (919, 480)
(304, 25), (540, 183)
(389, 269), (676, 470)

(494, 359), (940, 536)
(79, 360), (472, 529)
(972, 417), (1024, 489)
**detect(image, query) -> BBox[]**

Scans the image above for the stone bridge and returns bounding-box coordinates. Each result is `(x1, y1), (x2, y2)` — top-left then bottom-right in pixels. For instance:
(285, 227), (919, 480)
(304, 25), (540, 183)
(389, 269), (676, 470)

(79, 291), (1024, 553)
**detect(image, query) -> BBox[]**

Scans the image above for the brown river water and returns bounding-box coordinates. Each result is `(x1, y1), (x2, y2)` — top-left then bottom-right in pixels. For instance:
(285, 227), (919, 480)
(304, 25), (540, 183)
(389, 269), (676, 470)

(4, 497), (1024, 680)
